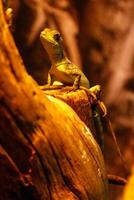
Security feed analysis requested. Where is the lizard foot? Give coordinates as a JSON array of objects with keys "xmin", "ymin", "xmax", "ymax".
[{"xmin": 89, "ymin": 85, "xmax": 107, "ymax": 116}]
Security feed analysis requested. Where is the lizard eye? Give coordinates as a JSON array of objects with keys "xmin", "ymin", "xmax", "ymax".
[{"xmin": 54, "ymin": 34, "xmax": 61, "ymax": 42}]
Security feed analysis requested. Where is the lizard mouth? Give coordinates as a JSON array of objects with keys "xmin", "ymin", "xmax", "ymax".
[{"xmin": 40, "ymin": 32, "xmax": 56, "ymax": 45}]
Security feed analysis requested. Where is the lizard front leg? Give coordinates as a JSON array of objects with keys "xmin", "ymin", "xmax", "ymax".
[
  {"xmin": 72, "ymin": 74, "xmax": 81, "ymax": 91},
  {"xmin": 58, "ymin": 74, "xmax": 81, "ymax": 93}
]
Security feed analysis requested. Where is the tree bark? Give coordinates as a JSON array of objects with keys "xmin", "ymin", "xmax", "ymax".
[{"xmin": 0, "ymin": 1, "xmax": 108, "ymax": 200}]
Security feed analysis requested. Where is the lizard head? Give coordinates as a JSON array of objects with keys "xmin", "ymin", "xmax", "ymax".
[
  {"xmin": 40, "ymin": 28, "xmax": 64, "ymax": 62},
  {"xmin": 40, "ymin": 28, "xmax": 63, "ymax": 47}
]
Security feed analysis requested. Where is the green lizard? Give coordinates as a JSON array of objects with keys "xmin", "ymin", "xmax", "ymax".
[
  {"xmin": 40, "ymin": 28, "xmax": 107, "ymax": 117},
  {"xmin": 40, "ymin": 28, "xmax": 104, "ymax": 111},
  {"xmin": 40, "ymin": 28, "xmax": 90, "ymax": 89},
  {"xmin": 40, "ymin": 28, "xmax": 127, "ymax": 185}
]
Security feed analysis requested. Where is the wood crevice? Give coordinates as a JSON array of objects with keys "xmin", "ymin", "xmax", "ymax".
[{"xmin": 47, "ymin": 139, "xmax": 82, "ymax": 200}]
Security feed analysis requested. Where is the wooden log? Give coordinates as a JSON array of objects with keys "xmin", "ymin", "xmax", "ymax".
[
  {"xmin": 41, "ymin": 88, "xmax": 93, "ymax": 130},
  {"xmin": 0, "ymin": 1, "xmax": 108, "ymax": 199}
]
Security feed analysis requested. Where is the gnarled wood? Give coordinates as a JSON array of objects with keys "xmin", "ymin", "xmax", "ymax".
[
  {"xmin": 42, "ymin": 88, "xmax": 93, "ymax": 130},
  {"xmin": 0, "ymin": 1, "xmax": 108, "ymax": 199}
]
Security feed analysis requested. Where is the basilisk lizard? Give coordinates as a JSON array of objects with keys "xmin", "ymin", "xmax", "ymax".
[{"xmin": 40, "ymin": 28, "xmax": 127, "ymax": 185}]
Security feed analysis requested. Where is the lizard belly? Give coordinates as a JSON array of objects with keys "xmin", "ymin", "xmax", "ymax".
[
  {"xmin": 50, "ymin": 63, "xmax": 90, "ymax": 88},
  {"xmin": 50, "ymin": 68, "xmax": 74, "ymax": 85}
]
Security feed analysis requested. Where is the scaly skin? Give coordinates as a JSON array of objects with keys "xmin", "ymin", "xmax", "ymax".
[{"xmin": 40, "ymin": 28, "xmax": 90, "ymax": 89}]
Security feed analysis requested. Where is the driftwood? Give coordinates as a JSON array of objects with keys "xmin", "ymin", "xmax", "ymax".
[{"xmin": 0, "ymin": 1, "xmax": 108, "ymax": 199}]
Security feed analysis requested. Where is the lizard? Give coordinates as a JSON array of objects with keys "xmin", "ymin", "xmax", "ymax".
[
  {"xmin": 40, "ymin": 28, "xmax": 90, "ymax": 90},
  {"xmin": 40, "ymin": 28, "xmax": 128, "ymax": 185},
  {"xmin": 39, "ymin": 28, "xmax": 107, "ymax": 117},
  {"xmin": 40, "ymin": 28, "xmax": 105, "ymax": 112}
]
